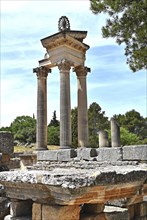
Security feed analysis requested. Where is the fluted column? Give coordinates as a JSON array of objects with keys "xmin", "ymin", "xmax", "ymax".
[
  {"xmin": 74, "ymin": 66, "xmax": 90, "ymax": 147},
  {"xmin": 33, "ymin": 66, "xmax": 51, "ymax": 150},
  {"xmin": 58, "ymin": 60, "xmax": 72, "ymax": 148}
]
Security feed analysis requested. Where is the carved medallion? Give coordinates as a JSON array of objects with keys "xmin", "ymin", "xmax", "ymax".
[{"xmin": 58, "ymin": 16, "xmax": 70, "ymax": 32}]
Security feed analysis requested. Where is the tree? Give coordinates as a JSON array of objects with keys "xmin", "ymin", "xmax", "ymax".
[
  {"xmin": 71, "ymin": 107, "xmax": 78, "ymax": 147},
  {"xmin": 88, "ymin": 102, "xmax": 109, "ymax": 147},
  {"xmin": 48, "ymin": 111, "xmax": 59, "ymax": 127},
  {"xmin": 120, "ymin": 127, "xmax": 141, "ymax": 146},
  {"xmin": 114, "ymin": 110, "xmax": 147, "ymax": 142},
  {"xmin": 47, "ymin": 126, "xmax": 60, "ymax": 145},
  {"xmin": 90, "ymin": 0, "xmax": 147, "ymax": 72},
  {"xmin": 10, "ymin": 115, "xmax": 36, "ymax": 144},
  {"xmin": 0, "ymin": 126, "xmax": 11, "ymax": 132}
]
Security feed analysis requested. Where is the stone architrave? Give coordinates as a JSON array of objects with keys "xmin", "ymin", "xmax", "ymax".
[
  {"xmin": 58, "ymin": 59, "xmax": 72, "ymax": 148},
  {"xmin": 74, "ymin": 66, "xmax": 90, "ymax": 147},
  {"xmin": 99, "ymin": 130, "xmax": 109, "ymax": 148},
  {"xmin": 111, "ymin": 117, "xmax": 121, "ymax": 147},
  {"xmin": 33, "ymin": 67, "xmax": 51, "ymax": 150}
]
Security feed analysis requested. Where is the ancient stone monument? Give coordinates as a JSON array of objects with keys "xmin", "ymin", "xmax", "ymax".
[
  {"xmin": 0, "ymin": 17, "xmax": 147, "ymax": 220},
  {"xmin": 33, "ymin": 16, "xmax": 90, "ymax": 150}
]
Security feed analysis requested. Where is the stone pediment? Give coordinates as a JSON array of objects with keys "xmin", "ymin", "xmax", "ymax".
[
  {"xmin": 41, "ymin": 30, "xmax": 88, "ymax": 45},
  {"xmin": 39, "ymin": 31, "xmax": 90, "ymax": 68}
]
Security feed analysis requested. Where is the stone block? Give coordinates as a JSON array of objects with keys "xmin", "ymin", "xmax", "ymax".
[
  {"xmin": 10, "ymin": 199, "xmax": 32, "ymax": 217},
  {"xmin": 32, "ymin": 203, "xmax": 41, "ymax": 220},
  {"xmin": 96, "ymin": 147, "xmax": 122, "ymax": 162},
  {"xmin": 37, "ymin": 149, "xmax": 77, "ymax": 161},
  {"xmin": 57, "ymin": 149, "xmax": 77, "ymax": 162},
  {"xmin": 77, "ymin": 148, "xmax": 97, "ymax": 160},
  {"xmin": 42, "ymin": 204, "xmax": 80, "ymax": 220},
  {"xmin": 0, "ymin": 131, "xmax": 14, "ymax": 154},
  {"xmin": 123, "ymin": 145, "xmax": 147, "ymax": 161},
  {"xmin": 37, "ymin": 150, "xmax": 58, "ymax": 161}
]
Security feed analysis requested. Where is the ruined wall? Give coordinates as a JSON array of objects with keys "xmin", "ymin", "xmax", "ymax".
[{"xmin": 0, "ymin": 131, "xmax": 14, "ymax": 154}]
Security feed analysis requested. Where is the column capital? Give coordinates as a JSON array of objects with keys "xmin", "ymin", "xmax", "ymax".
[
  {"xmin": 33, "ymin": 66, "xmax": 51, "ymax": 78},
  {"xmin": 73, "ymin": 66, "xmax": 91, "ymax": 77},
  {"xmin": 57, "ymin": 59, "xmax": 72, "ymax": 72}
]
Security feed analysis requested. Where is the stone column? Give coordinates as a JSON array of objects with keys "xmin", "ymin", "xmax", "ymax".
[
  {"xmin": 110, "ymin": 117, "xmax": 121, "ymax": 147},
  {"xmin": 33, "ymin": 67, "xmax": 51, "ymax": 150},
  {"xmin": 74, "ymin": 66, "xmax": 90, "ymax": 147},
  {"xmin": 99, "ymin": 130, "xmax": 109, "ymax": 148},
  {"xmin": 58, "ymin": 60, "xmax": 72, "ymax": 148}
]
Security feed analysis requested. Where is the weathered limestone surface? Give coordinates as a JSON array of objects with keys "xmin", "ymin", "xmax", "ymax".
[
  {"xmin": 0, "ymin": 162, "xmax": 146, "ymax": 206},
  {"xmin": 37, "ymin": 149, "xmax": 77, "ymax": 161},
  {"xmin": 123, "ymin": 145, "xmax": 147, "ymax": 161},
  {"xmin": 77, "ymin": 148, "xmax": 97, "ymax": 160},
  {"xmin": 0, "ymin": 131, "xmax": 14, "ymax": 154},
  {"xmin": 96, "ymin": 147, "xmax": 122, "ymax": 162}
]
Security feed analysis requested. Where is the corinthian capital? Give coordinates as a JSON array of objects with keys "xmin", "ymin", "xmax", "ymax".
[
  {"xmin": 33, "ymin": 66, "xmax": 51, "ymax": 78},
  {"xmin": 73, "ymin": 66, "xmax": 91, "ymax": 77},
  {"xmin": 57, "ymin": 59, "xmax": 72, "ymax": 72}
]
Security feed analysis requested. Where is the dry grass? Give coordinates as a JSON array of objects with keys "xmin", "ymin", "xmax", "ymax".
[{"xmin": 14, "ymin": 145, "xmax": 59, "ymax": 153}]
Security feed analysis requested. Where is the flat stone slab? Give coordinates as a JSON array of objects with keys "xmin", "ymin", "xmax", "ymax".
[
  {"xmin": 0, "ymin": 162, "xmax": 146, "ymax": 206},
  {"xmin": 0, "ymin": 163, "xmax": 146, "ymax": 188}
]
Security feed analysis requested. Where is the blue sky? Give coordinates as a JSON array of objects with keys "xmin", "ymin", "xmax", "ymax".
[{"xmin": 1, "ymin": 0, "xmax": 146, "ymax": 127}]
